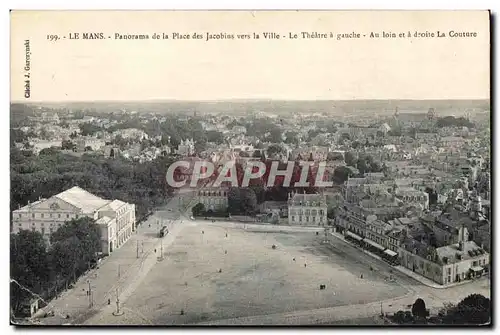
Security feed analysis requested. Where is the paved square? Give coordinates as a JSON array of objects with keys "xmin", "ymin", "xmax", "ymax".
[{"xmin": 93, "ymin": 221, "xmax": 408, "ymax": 324}]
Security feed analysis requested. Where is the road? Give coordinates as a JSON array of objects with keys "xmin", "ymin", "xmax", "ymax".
[{"xmin": 35, "ymin": 190, "xmax": 197, "ymax": 325}]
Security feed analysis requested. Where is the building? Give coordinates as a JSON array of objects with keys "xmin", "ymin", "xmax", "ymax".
[
  {"xmin": 288, "ymin": 193, "xmax": 327, "ymax": 226},
  {"xmin": 177, "ymin": 138, "xmax": 195, "ymax": 156},
  {"xmin": 399, "ymin": 226, "xmax": 489, "ymax": 285},
  {"xmin": 11, "ymin": 186, "xmax": 136, "ymax": 255},
  {"xmin": 30, "ymin": 140, "xmax": 63, "ymax": 155},
  {"xmin": 75, "ymin": 137, "xmax": 106, "ymax": 152},
  {"xmin": 38, "ymin": 112, "xmax": 60, "ymax": 124},
  {"xmin": 197, "ymin": 188, "xmax": 228, "ymax": 211},
  {"xmin": 394, "ymin": 187, "xmax": 430, "ymax": 210}
]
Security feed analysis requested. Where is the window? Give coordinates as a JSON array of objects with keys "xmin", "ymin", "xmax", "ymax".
[
  {"xmin": 40, "ymin": 222, "xmax": 44, "ymax": 227},
  {"xmin": 447, "ymin": 268, "xmax": 451, "ymax": 275},
  {"xmin": 41, "ymin": 214, "xmax": 44, "ymax": 218},
  {"xmin": 32, "ymin": 213, "xmax": 35, "ymax": 218},
  {"xmin": 41, "ymin": 228, "xmax": 45, "ymax": 235},
  {"xmin": 312, "ymin": 216, "xmax": 316, "ymax": 222},
  {"xmin": 31, "ymin": 227, "xmax": 35, "ymax": 232},
  {"xmin": 292, "ymin": 216, "xmax": 295, "ymax": 222},
  {"xmin": 58, "ymin": 214, "xmax": 61, "ymax": 218},
  {"xmin": 66, "ymin": 214, "xmax": 70, "ymax": 218}
]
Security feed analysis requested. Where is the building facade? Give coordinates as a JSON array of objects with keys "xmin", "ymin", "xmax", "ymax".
[
  {"xmin": 12, "ymin": 186, "xmax": 136, "ymax": 255},
  {"xmin": 399, "ymin": 227, "xmax": 489, "ymax": 285},
  {"xmin": 288, "ymin": 193, "xmax": 327, "ymax": 226},
  {"xmin": 197, "ymin": 188, "xmax": 228, "ymax": 211}
]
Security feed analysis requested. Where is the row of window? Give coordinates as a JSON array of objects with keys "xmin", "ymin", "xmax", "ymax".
[
  {"xmin": 399, "ymin": 195, "xmax": 427, "ymax": 202},
  {"xmin": 290, "ymin": 201, "xmax": 324, "ymax": 207},
  {"xmin": 199, "ymin": 191, "xmax": 227, "ymax": 197},
  {"xmin": 16, "ymin": 212, "xmax": 77, "ymax": 219},
  {"xmin": 201, "ymin": 198, "xmax": 227, "ymax": 205},
  {"xmin": 291, "ymin": 216, "xmax": 324, "ymax": 223},
  {"xmin": 290, "ymin": 209, "xmax": 325, "ymax": 216}
]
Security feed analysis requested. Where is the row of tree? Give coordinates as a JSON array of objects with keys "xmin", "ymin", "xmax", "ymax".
[
  {"xmin": 392, "ymin": 294, "xmax": 490, "ymax": 325},
  {"xmin": 10, "ymin": 218, "xmax": 101, "ymax": 314}
]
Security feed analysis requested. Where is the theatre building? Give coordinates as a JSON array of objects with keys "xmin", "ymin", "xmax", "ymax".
[{"xmin": 12, "ymin": 186, "xmax": 136, "ymax": 255}]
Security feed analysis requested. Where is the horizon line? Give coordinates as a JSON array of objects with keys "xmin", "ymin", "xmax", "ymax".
[{"xmin": 11, "ymin": 98, "xmax": 490, "ymax": 105}]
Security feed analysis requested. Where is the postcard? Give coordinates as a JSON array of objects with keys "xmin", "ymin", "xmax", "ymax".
[{"xmin": 10, "ymin": 10, "xmax": 491, "ymax": 326}]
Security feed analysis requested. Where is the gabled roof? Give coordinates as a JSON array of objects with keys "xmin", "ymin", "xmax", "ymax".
[
  {"xmin": 55, "ymin": 186, "xmax": 110, "ymax": 213},
  {"xmin": 99, "ymin": 199, "xmax": 127, "ymax": 212}
]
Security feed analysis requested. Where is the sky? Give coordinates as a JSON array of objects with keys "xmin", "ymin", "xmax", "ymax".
[{"xmin": 10, "ymin": 10, "xmax": 490, "ymax": 102}]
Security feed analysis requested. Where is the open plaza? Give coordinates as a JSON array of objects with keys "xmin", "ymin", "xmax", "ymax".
[{"xmin": 79, "ymin": 216, "xmax": 488, "ymax": 325}]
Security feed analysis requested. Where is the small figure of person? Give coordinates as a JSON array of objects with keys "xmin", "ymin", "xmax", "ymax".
[
  {"xmin": 360, "ymin": 274, "xmax": 364, "ymax": 279},
  {"xmin": 108, "ymin": 299, "xmax": 111, "ymax": 305}
]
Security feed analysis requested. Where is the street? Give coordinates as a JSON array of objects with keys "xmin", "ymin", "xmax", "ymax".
[{"xmin": 35, "ymin": 191, "xmax": 196, "ymax": 325}]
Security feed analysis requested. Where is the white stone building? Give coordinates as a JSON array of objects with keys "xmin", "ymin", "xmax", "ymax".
[
  {"xmin": 11, "ymin": 186, "xmax": 136, "ymax": 255},
  {"xmin": 288, "ymin": 193, "xmax": 327, "ymax": 226},
  {"xmin": 197, "ymin": 188, "xmax": 228, "ymax": 211}
]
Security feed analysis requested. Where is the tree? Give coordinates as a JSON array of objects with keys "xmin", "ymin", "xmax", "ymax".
[
  {"xmin": 267, "ymin": 144, "xmax": 285, "ymax": 157},
  {"xmin": 412, "ymin": 298, "xmax": 428, "ymax": 319},
  {"xmin": 227, "ymin": 187, "xmax": 242, "ymax": 214},
  {"xmin": 206, "ymin": 130, "xmax": 224, "ymax": 144},
  {"xmin": 192, "ymin": 203, "xmax": 206, "ymax": 216},
  {"xmin": 266, "ymin": 128, "xmax": 283, "ymax": 144},
  {"xmin": 284, "ymin": 131, "xmax": 300, "ymax": 145},
  {"xmin": 39, "ymin": 147, "xmax": 60, "ymax": 156},
  {"xmin": 79, "ymin": 123, "xmax": 102, "ymax": 136},
  {"xmin": 344, "ymin": 151, "xmax": 357, "ymax": 167},
  {"xmin": 62, "ymin": 140, "xmax": 75, "ymax": 151},
  {"xmin": 10, "ymin": 231, "xmax": 50, "ymax": 313},
  {"xmin": 50, "ymin": 217, "xmax": 101, "ymax": 281},
  {"xmin": 240, "ymin": 188, "xmax": 258, "ymax": 215},
  {"xmin": 308, "ymin": 129, "xmax": 321, "ymax": 140},
  {"xmin": 252, "ymin": 150, "xmax": 262, "ymax": 158},
  {"xmin": 333, "ymin": 166, "xmax": 353, "ymax": 184},
  {"xmin": 446, "ymin": 294, "xmax": 491, "ymax": 325}
]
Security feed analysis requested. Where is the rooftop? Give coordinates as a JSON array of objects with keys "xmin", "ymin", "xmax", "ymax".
[{"xmin": 55, "ymin": 186, "xmax": 110, "ymax": 213}]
